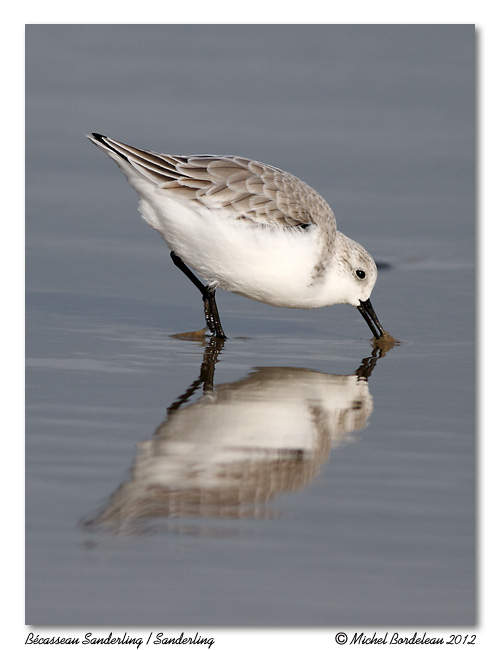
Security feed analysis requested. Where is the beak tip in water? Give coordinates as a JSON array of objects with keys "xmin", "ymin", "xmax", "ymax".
[{"xmin": 357, "ymin": 298, "xmax": 385, "ymax": 340}]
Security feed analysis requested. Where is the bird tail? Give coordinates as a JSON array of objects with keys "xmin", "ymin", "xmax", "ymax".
[{"xmin": 86, "ymin": 133, "xmax": 181, "ymax": 186}]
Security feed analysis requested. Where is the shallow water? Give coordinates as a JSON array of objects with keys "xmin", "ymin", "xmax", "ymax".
[{"xmin": 26, "ymin": 25, "xmax": 475, "ymax": 626}]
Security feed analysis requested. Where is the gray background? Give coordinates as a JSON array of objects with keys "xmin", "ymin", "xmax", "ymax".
[{"xmin": 26, "ymin": 25, "xmax": 475, "ymax": 626}]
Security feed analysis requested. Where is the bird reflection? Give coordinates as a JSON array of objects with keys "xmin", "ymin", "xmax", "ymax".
[{"xmin": 83, "ymin": 340, "xmax": 389, "ymax": 534}]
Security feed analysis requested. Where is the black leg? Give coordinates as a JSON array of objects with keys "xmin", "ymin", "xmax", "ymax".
[{"xmin": 170, "ymin": 251, "xmax": 227, "ymax": 340}]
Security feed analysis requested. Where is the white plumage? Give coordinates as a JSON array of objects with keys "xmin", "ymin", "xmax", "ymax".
[{"xmin": 87, "ymin": 133, "xmax": 387, "ymax": 339}]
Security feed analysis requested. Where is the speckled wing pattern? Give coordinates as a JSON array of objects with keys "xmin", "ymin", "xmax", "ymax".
[{"xmin": 92, "ymin": 135, "xmax": 337, "ymax": 233}]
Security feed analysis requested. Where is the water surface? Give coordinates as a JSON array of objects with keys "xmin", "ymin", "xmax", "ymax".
[{"xmin": 26, "ymin": 24, "xmax": 475, "ymax": 626}]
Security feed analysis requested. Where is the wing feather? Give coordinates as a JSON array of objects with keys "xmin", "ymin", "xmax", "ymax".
[{"xmin": 86, "ymin": 133, "xmax": 336, "ymax": 233}]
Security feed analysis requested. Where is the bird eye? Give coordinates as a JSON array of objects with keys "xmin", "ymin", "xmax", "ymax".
[{"xmin": 356, "ymin": 270, "xmax": 366, "ymax": 279}]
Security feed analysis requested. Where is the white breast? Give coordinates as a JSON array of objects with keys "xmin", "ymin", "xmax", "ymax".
[{"xmin": 141, "ymin": 190, "xmax": 333, "ymax": 308}]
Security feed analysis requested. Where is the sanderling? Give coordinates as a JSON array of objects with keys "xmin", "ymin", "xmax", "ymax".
[{"xmin": 87, "ymin": 133, "xmax": 387, "ymax": 341}]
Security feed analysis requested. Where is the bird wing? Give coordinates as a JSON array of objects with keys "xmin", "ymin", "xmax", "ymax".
[{"xmin": 87, "ymin": 134, "xmax": 336, "ymax": 231}]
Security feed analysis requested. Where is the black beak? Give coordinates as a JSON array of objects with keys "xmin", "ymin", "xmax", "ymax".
[{"xmin": 357, "ymin": 298, "xmax": 385, "ymax": 340}]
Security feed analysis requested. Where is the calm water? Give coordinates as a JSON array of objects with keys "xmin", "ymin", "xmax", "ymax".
[{"xmin": 26, "ymin": 25, "xmax": 475, "ymax": 627}]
